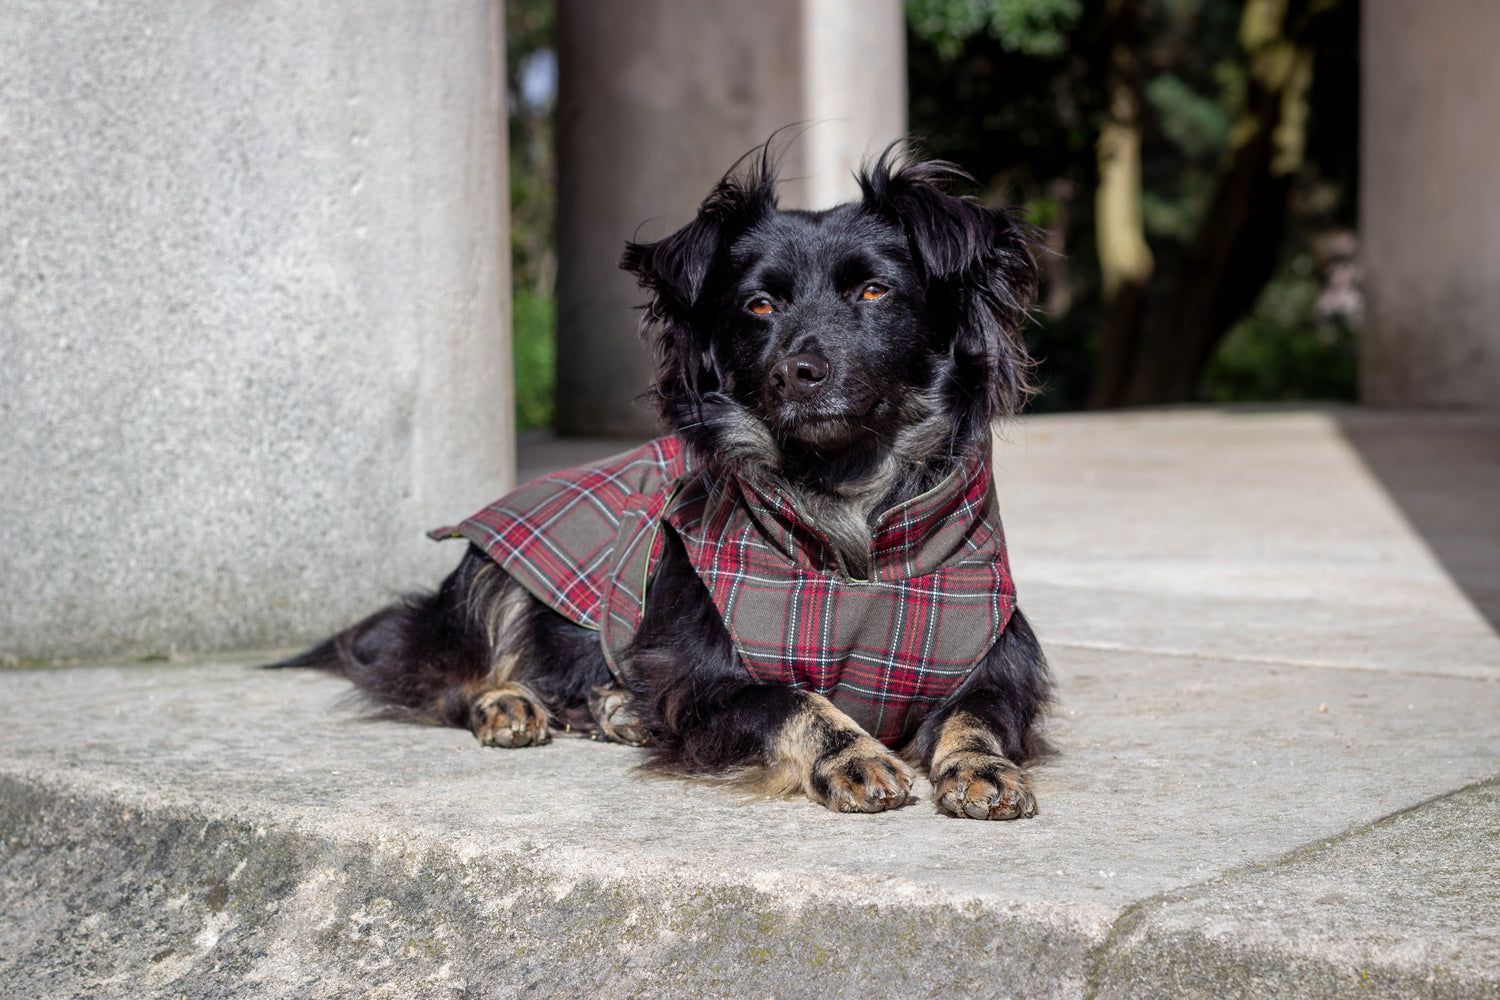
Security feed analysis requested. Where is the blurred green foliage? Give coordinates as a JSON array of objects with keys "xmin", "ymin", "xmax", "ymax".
[
  {"xmin": 906, "ymin": 0, "xmax": 1359, "ymax": 409},
  {"xmin": 1203, "ymin": 258, "xmax": 1358, "ymax": 403},
  {"xmin": 513, "ymin": 287, "xmax": 556, "ymax": 430},
  {"xmin": 907, "ymin": 0, "xmax": 1084, "ymax": 58},
  {"xmin": 507, "ymin": 0, "xmax": 555, "ymax": 295},
  {"xmin": 507, "ymin": 0, "xmax": 557, "ymax": 429}
]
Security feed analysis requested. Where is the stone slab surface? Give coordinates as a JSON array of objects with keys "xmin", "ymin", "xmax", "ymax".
[
  {"xmin": 2, "ymin": 408, "xmax": 1498, "ymax": 997},
  {"xmin": 2, "ymin": 645, "xmax": 1497, "ymax": 999},
  {"xmin": 1093, "ymin": 779, "xmax": 1500, "ymax": 1000},
  {"xmin": 992, "ymin": 408, "xmax": 1500, "ymax": 679}
]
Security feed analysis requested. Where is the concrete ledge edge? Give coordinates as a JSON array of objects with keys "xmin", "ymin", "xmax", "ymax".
[{"xmin": 1, "ymin": 772, "xmax": 1100, "ymax": 999}]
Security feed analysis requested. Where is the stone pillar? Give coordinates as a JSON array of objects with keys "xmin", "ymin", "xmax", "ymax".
[
  {"xmin": 0, "ymin": 3, "xmax": 512, "ymax": 662},
  {"xmin": 554, "ymin": 0, "xmax": 907, "ymax": 437},
  {"xmin": 1362, "ymin": 0, "xmax": 1500, "ymax": 408}
]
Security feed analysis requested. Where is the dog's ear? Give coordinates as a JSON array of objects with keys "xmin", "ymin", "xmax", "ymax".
[
  {"xmin": 859, "ymin": 143, "xmax": 1040, "ymax": 418},
  {"xmin": 621, "ymin": 152, "xmax": 778, "ymax": 409}
]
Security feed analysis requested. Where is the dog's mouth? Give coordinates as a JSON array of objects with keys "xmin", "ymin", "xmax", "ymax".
[
  {"xmin": 784, "ymin": 412, "xmax": 859, "ymax": 447},
  {"xmin": 766, "ymin": 395, "xmax": 884, "ymax": 449}
]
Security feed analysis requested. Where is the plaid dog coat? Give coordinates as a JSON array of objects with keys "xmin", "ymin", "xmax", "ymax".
[{"xmin": 430, "ymin": 436, "xmax": 1016, "ymax": 745}]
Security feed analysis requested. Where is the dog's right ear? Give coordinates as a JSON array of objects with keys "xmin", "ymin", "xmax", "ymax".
[{"xmin": 621, "ymin": 150, "xmax": 778, "ymax": 402}]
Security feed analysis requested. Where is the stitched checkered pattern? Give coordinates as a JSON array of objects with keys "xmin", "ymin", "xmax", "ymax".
[
  {"xmin": 428, "ymin": 437, "xmax": 689, "ymax": 627},
  {"xmin": 431, "ymin": 435, "xmax": 1015, "ymax": 746}
]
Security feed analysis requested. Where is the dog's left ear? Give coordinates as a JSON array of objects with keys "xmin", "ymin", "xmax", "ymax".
[{"xmin": 859, "ymin": 145, "xmax": 1040, "ymax": 417}]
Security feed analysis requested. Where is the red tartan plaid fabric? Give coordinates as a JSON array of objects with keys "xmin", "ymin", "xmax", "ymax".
[
  {"xmin": 430, "ymin": 437, "xmax": 691, "ymax": 628},
  {"xmin": 430, "ymin": 435, "xmax": 1015, "ymax": 746}
]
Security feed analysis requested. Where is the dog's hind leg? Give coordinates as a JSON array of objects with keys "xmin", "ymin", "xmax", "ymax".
[
  {"xmin": 627, "ymin": 531, "xmax": 912, "ymax": 812},
  {"xmin": 907, "ymin": 607, "xmax": 1053, "ymax": 820},
  {"xmin": 271, "ymin": 546, "xmax": 612, "ymax": 748}
]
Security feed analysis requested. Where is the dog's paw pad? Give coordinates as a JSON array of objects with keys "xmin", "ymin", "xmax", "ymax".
[
  {"xmin": 586, "ymin": 685, "xmax": 654, "ymax": 746},
  {"xmin": 814, "ymin": 740, "xmax": 913, "ymax": 813},
  {"xmin": 470, "ymin": 688, "xmax": 550, "ymax": 748},
  {"xmin": 932, "ymin": 752, "xmax": 1036, "ymax": 820}
]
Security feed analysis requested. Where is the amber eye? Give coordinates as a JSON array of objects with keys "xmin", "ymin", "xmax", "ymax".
[
  {"xmin": 747, "ymin": 296, "xmax": 774, "ymax": 315},
  {"xmin": 860, "ymin": 283, "xmax": 889, "ymax": 301}
]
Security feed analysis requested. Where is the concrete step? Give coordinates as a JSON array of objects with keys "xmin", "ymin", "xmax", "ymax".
[{"xmin": 3, "ymin": 408, "xmax": 1498, "ymax": 999}]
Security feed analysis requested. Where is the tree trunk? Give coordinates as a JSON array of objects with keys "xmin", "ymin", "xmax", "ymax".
[
  {"xmin": 1090, "ymin": 0, "xmax": 1154, "ymax": 409},
  {"xmin": 1119, "ymin": 0, "xmax": 1329, "ymax": 406}
]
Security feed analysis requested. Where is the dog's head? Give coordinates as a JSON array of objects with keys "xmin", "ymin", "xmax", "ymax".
[{"xmin": 621, "ymin": 142, "xmax": 1039, "ymax": 488}]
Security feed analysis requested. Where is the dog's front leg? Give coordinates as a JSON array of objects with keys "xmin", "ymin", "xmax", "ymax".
[
  {"xmin": 648, "ymin": 680, "xmax": 914, "ymax": 813},
  {"xmin": 759, "ymin": 688, "xmax": 914, "ymax": 812},
  {"xmin": 909, "ymin": 608, "xmax": 1051, "ymax": 820},
  {"xmin": 629, "ymin": 531, "xmax": 912, "ymax": 813},
  {"xmin": 920, "ymin": 709, "xmax": 1036, "ymax": 820}
]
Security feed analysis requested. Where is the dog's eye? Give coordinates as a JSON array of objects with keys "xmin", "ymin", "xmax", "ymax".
[
  {"xmin": 747, "ymin": 296, "xmax": 774, "ymax": 316},
  {"xmin": 860, "ymin": 283, "xmax": 889, "ymax": 301}
]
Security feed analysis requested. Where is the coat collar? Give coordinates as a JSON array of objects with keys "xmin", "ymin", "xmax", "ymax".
[{"xmin": 693, "ymin": 451, "xmax": 999, "ymax": 582}]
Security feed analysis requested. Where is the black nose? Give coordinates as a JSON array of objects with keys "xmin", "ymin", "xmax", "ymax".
[{"xmin": 770, "ymin": 352, "xmax": 830, "ymax": 401}]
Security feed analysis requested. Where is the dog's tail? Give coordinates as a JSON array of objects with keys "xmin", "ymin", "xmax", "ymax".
[
  {"xmin": 264, "ymin": 547, "xmax": 513, "ymax": 726},
  {"xmin": 263, "ymin": 607, "xmax": 395, "ymax": 679},
  {"xmin": 265, "ymin": 636, "xmax": 347, "ymax": 673}
]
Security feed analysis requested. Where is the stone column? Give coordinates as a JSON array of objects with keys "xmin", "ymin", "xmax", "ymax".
[
  {"xmin": 553, "ymin": 0, "xmax": 907, "ymax": 437},
  {"xmin": 1362, "ymin": 0, "xmax": 1500, "ymax": 408},
  {"xmin": 0, "ymin": 2, "xmax": 512, "ymax": 662}
]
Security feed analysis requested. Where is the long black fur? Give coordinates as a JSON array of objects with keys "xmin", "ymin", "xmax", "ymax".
[{"xmin": 273, "ymin": 139, "xmax": 1052, "ymax": 814}]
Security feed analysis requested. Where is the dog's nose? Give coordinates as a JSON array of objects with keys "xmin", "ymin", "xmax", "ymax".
[{"xmin": 770, "ymin": 352, "xmax": 830, "ymax": 401}]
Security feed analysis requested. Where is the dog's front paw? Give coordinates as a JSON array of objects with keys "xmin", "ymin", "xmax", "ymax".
[
  {"xmin": 811, "ymin": 736, "xmax": 914, "ymax": 813},
  {"xmin": 931, "ymin": 752, "xmax": 1036, "ymax": 820},
  {"xmin": 470, "ymin": 686, "xmax": 550, "ymax": 747}
]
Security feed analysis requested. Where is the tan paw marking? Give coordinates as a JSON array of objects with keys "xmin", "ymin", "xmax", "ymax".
[
  {"xmin": 932, "ymin": 752, "xmax": 1036, "ymax": 820},
  {"xmin": 754, "ymin": 693, "xmax": 913, "ymax": 813},
  {"xmin": 470, "ymin": 686, "xmax": 550, "ymax": 747},
  {"xmin": 814, "ymin": 736, "xmax": 914, "ymax": 813},
  {"xmin": 586, "ymin": 685, "xmax": 654, "ymax": 746}
]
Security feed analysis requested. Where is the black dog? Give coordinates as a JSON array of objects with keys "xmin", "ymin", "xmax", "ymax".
[{"xmin": 276, "ymin": 143, "xmax": 1051, "ymax": 819}]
